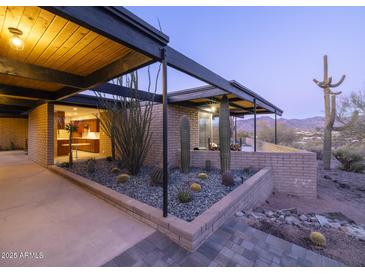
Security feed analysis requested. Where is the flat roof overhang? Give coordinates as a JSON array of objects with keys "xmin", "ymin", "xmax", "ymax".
[
  {"xmin": 0, "ymin": 6, "xmax": 168, "ymax": 114},
  {"xmin": 168, "ymin": 82, "xmax": 283, "ymax": 117}
]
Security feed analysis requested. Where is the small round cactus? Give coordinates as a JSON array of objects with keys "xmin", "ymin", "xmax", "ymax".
[
  {"xmin": 111, "ymin": 167, "xmax": 121, "ymax": 174},
  {"xmin": 117, "ymin": 173, "xmax": 130, "ymax": 183},
  {"xmin": 190, "ymin": 182, "xmax": 201, "ymax": 192},
  {"xmin": 177, "ymin": 190, "xmax": 192, "ymax": 203},
  {"xmin": 197, "ymin": 172, "xmax": 208, "ymax": 179},
  {"xmin": 86, "ymin": 159, "xmax": 96, "ymax": 173},
  {"xmin": 309, "ymin": 231, "xmax": 326, "ymax": 247}
]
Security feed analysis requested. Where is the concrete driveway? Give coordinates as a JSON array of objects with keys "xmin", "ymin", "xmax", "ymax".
[{"xmin": 0, "ymin": 151, "xmax": 155, "ymax": 266}]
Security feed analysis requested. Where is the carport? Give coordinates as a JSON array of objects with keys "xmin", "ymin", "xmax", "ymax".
[{"xmin": 0, "ymin": 6, "xmax": 282, "ymax": 219}]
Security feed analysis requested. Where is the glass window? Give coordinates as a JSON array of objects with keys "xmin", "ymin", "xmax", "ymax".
[{"xmin": 198, "ymin": 112, "xmax": 212, "ymax": 149}]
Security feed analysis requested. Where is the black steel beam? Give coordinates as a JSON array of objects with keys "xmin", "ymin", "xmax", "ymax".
[
  {"xmin": 0, "ymin": 84, "xmax": 56, "ymax": 100},
  {"xmin": 43, "ymin": 6, "xmax": 168, "ymax": 59},
  {"xmin": 90, "ymin": 83, "xmax": 162, "ymax": 102},
  {"xmin": 0, "ymin": 56, "xmax": 86, "ymax": 88},
  {"xmin": 275, "ymin": 112, "xmax": 278, "ymax": 144},
  {"xmin": 162, "ymin": 49, "xmax": 168, "ymax": 218},
  {"xmin": 55, "ymin": 55, "xmax": 157, "ymax": 100}
]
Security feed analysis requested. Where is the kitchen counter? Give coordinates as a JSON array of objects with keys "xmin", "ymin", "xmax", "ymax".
[{"xmin": 57, "ymin": 138, "xmax": 100, "ymax": 156}]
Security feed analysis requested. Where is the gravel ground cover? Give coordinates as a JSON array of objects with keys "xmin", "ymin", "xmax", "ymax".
[
  {"xmin": 245, "ymin": 160, "xmax": 365, "ymax": 266},
  {"xmin": 61, "ymin": 159, "xmax": 256, "ymax": 221}
]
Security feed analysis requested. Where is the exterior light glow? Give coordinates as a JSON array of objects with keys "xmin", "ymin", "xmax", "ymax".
[
  {"xmin": 73, "ymin": 107, "xmax": 78, "ymax": 111},
  {"xmin": 211, "ymin": 106, "xmax": 216, "ymax": 112},
  {"xmin": 8, "ymin": 27, "xmax": 24, "ymax": 51}
]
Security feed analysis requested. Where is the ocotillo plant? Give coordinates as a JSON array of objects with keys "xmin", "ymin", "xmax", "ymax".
[
  {"xmin": 219, "ymin": 95, "xmax": 231, "ymax": 173},
  {"xmin": 180, "ymin": 115, "xmax": 191, "ymax": 173},
  {"xmin": 313, "ymin": 55, "xmax": 357, "ymax": 170}
]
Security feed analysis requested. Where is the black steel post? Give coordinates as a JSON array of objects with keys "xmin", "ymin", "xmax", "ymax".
[
  {"xmin": 274, "ymin": 111, "xmax": 278, "ymax": 145},
  {"xmin": 162, "ymin": 48, "xmax": 168, "ymax": 217},
  {"xmin": 234, "ymin": 116, "xmax": 237, "ymax": 143},
  {"xmin": 254, "ymin": 99, "xmax": 257, "ymax": 152}
]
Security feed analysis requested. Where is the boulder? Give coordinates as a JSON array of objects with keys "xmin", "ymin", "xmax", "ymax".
[{"xmin": 235, "ymin": 211, "xmax": 244, "ymax": 217}]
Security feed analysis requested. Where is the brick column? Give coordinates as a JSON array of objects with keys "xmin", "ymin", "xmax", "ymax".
[{"xmin": 28, "ymin": 103, "xmax": 54, "ymax": 167}]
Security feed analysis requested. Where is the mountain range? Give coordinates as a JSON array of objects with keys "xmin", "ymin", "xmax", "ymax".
[{"xmin": 236, "ymin": 116, "xmax": 324, "ymax": 131}]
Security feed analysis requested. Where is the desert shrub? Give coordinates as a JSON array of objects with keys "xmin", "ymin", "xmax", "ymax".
[
  {"xmin": 177, "ymin": 189, "xmax": 192, "ymax": 203},
  {"xmin": 150, "ymin": 167, "xmax": 163, "ymax": 186},
  {"xmin": 333, "ymin": 147, "xmax": 365, "ymax": 173},
  {"xmin": 305, "ymin": 144, "xmax": 323, "ymax": 160},
  {"xmin": 258, "ymin": 123, "xmax": 298, "ymax": 146}
]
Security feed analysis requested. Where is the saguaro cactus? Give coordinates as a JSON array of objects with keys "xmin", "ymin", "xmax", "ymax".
[
  {"xmin": 180, "ymin": 115, "xmax": 191, "ymax": 173},
  {"xmin": 313, "ymin": 55, "xmax": 357, "ymax": 170},
  {"xmin": 219, "ymin": 95, "xmax": 231, "ymax": 173}
]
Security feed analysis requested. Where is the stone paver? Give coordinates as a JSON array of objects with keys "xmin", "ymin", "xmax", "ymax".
[{"xmin": 104, "ymin": 217, "xmax": 345, "ymax": 267}]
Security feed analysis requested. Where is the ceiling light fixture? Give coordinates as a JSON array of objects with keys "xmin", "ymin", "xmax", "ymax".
[{"xmin": 8, "ymin": 27, "xmax": 24, "ymax": 51}]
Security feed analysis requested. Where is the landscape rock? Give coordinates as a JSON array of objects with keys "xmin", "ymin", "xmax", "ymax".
[
  {"xmin": 235, "ymin": 211, "xmax": 244, "ymax": 217},
  {"xmin": 316, "ymin": 214, "xmax": 330, "ymax": 227},
  {"xmin": 299, "ymin": 214, "xmax": 308, "ymax": 221}
]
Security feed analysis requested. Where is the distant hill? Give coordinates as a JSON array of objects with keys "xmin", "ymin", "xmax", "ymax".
[{"xmin": 236, "ymin": 116, "xmax": 324, "ymax": 131}]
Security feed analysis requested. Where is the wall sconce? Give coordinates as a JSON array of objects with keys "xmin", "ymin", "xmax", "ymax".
[{"xmin": 8, "ymin": 27, "xmax": 24, "ymax": 51}]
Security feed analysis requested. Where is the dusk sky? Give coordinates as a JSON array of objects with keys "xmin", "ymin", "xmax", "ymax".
[{"xmin": 126, "ymin": 6, "xmax": 365, "ymax": 119}]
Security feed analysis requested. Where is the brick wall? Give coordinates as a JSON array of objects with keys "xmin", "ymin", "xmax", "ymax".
[
  {"xmin": 28, "ymin": 103, "xmax": 54, "ymax": 167},
  {"xmin": 145, "ymin": 104, "xmax": 199, "ymax": 167},
  {"xmin": 99, "ymin": 126, "xmax": 112, "ymax": 157},
  {"xmin": 191, "ymin": 150, "xmax": 317, "ymax": 198},
  {"xmin": 0, "ymin": 117, "xmax": 28, "ymax": 150}
]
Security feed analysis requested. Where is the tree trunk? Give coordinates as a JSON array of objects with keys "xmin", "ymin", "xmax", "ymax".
[
  {"xmin": 323, "ymin": 126, "xmax": 332, "ymax": 170},
  {"xmin": 69, "ymin": 132, "xmax": 73, "ymax": 167}
]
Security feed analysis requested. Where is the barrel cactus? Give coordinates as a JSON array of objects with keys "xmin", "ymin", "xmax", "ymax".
[
  {"xmin": 309, "ymin": 231, "xmax": 326, "ymax": 247},
  {"xmin": 180, "ymin": 115, "xmax": 191, "ymax": 173},
  {"xmin": 86, "ymin": 158, "xmax": 96, "ymax": 173},
  {"xmin": 219, "ymin": 95, "xmax": 231, "ymax": 173},
  {"xmin": 117, "ymin": 173, "xmax": 129, "ymax": 183}
]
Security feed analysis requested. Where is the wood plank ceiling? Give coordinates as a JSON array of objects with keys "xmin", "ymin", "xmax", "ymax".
[{"xmin": 0, "ymin": 6, "xmax": 151, "ymax": 94}]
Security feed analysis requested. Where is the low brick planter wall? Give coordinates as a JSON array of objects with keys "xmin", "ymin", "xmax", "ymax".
[
  {"xmin": 191, "ymin": 149, "xmax": 317, "ymax": 198},
  {"xmin": 49, "ymin": 165, "xmax": 273, "ymax": 251}
]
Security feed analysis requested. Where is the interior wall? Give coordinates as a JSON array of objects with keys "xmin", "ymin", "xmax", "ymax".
[{"xmin": 0, "ymin": 117, "xmax": 28, "ymax": 150}]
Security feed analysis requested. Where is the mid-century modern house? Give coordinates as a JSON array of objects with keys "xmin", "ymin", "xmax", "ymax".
[{"xmin": 0, "ymin": 6, "xmax": 317, "ymax": 251}]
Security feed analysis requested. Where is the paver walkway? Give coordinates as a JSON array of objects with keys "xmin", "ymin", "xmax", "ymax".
[
  {"xmin": 0, "ymin": 151, "xmax": 155, "ymax": 266},
  {"xmin": 104, "ymin": 217, "xmax": 344, "ymax": 267}
]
